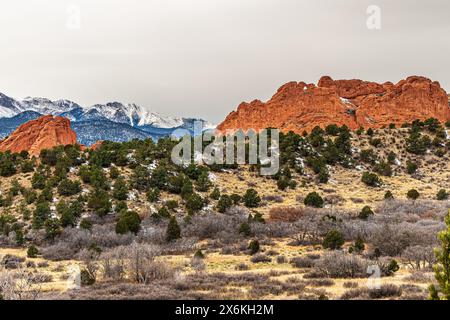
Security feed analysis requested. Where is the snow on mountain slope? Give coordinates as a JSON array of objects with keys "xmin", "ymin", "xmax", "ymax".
[
  {"xmin": 84, "ymin": 103, "xmax": 129, "ymax": 124},
  {"xmin": 20, "ymin": 97, "xmax": 82, "ymax": 115},
  {"xmin": 0, "ymin": 105, "xmax": 17, "ymax": 118},
  {"xmin": 0, "ymin": 91, "xmax": 215, "ymax": 131},
  {"xmin": 0, "ymin": 111, "xmax": 43, "ymax": 138},
  {"xmin": 137, "ymin": 109, "xmax": 184, "ymax": 128},
  {"xmin": 0, "ymin": 93, "xmax": 23, "ymax": 117},
  {"xmin": 71, "ymin": 119, "xmax": 158, "ymax": 145},
  {"xmin": 73, "ymin": 102, "xmax": 190, "ymax": 128}
]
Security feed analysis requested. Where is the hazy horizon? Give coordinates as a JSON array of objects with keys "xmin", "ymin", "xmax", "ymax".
[{"xmin": 1, "ymin": 0, "xmax": 449, "ymax": 123}]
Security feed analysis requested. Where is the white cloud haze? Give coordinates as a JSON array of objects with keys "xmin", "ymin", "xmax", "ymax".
[{"xmin": 0, "ymin": 0, "xmax": 449, "ymax": 122}]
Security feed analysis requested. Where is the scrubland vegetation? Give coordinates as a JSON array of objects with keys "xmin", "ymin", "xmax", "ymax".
[{"xmin": 0, "ymin": 118, "xmax": 449, "ymax": 300}]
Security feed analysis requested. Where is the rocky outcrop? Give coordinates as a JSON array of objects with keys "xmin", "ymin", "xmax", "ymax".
[
  {"xmin": 0, "ymin": 115, "xmax": 77, "ymax": 156},
  {"xmin": 217, "ymin": 76, "xmax": 450, "ymax": 133},
  {"xmin": 90, "ymin": 140, "xmax": 104, "ymax": 150}
]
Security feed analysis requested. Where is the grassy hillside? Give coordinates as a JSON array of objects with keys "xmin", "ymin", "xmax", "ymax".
[{"xmin": 0, "ymin": 119, "xmax": 449, "ymax": 300}]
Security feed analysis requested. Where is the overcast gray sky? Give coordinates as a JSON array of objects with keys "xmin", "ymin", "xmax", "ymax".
[{"xmin": 0, "ymin": 0, "xmax": 449, "ymax": 122}]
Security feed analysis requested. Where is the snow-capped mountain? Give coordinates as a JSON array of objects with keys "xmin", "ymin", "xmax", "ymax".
[
  {"xmin": 0, "ymin": 93, "xmax": 23, "ymax": 118},
  {"xmin": 20, "ymin": 97, "xmax": 82, "ymax": 116},
  {"xmin": 80, "ymin": 102, "xmax": 187, "ymax": 128},
  {"xmin": 0, "ymin": 91, "xmax": 215, "ymax": 145},
  {"xmin": 71, "ymin": 119, "xmax": 158, "ymax": 146},
  {"xmin": 0, "ymin": 91, "xmax": 213, "ymax": 129},
  {"xmin": 0, "ymin": 93, "xmax": 81, "ymax": 118}
]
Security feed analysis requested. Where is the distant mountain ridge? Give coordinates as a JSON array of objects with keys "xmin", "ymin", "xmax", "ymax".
[{"xmin": 0, "ymin": 91, "xmax": 214, "ymax": 145}]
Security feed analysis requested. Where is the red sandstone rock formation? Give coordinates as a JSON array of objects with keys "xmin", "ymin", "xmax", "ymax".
[
  {"xmin": 217, "ymin": 76, "xmax": 450, "ymax": 134},
  {"xmin": 0, "ymin": 115, "xmax": 77, "ymax": 156},
  {"xmin": 90, "ymin": 140, "xmax": 104, "ymax": 150}
]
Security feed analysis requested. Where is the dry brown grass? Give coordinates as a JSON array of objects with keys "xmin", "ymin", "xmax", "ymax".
[{"xmin": 269, "ymin": 206, "xmax": 306, "ymax": 222}]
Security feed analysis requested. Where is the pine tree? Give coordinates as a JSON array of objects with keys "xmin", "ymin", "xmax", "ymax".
[
  {"xmin": 358, "ymin": 206, "xmax": 374, "ymax": 220},
  {"xmin": 210, "ymin": 187, "xmax": 221, "ymax": 200},
  {"xmin": 406, "ymin": 161, "xmax": 418, "ymax": 174},
  {"xmin": 80, "ymin": 219, "xmax": 93, "ymax": 230},
  {"xmin": 318, "ymin": 167, "xmax": 330, "ymax": 183},
  {"xmin": 156, "ymin": 206, "xmax": 171, "ymax": 219},
  {"xmin": 32, "ymin": 202, "xmax": 51, "ymax": 229},
  {"xmin": 304, "ymin": 192, "xmax": 324, "ymax": 208},
  {"xmin": 195, "ymin": 171, "xmax": 212, "ymax": 192},
  {"xmin": 44, "ymin": 218, "xmax": 62, "ymax": 240},
  {"xmin": 112, "ymin": 177, "xmax": 128, "ymax": 201},
  {"xmin": 243, "ymin": 189, "xmax": 261, "ymax": 208},
  {"xmin": 361, "ymin": 172, "xmax": 382, "ymax": 187},
  {"xmin": 248, "ymin": 240, "xmax": 260, "ymax": 255},
  {"xmin": 230, "ymin": 194, "xmax": 242, "ymax": 205},
  {"xmin": 322, "ymin": 229, "xmax": 344, "ymax": 250},
  {"xmin": 146, "ymin": 187, "xmax": 160, "ymax": 202},
  {"xmin": 217, "ymin": 195, "xmax": 233, "ymax": 213},
  {"xmin": 166, "ymin": 216, "xmax": 181, "ymax": 242},
  {"xmin": 90, "ymin": 166, "xmax": 110, "ymax": 190},
  {"xmin": 429, "ymin": 209, "xmax": 450, "ymax": 300},
  {"xmin": 384, "ymin": 191, "xmax": 394, "ymax": 200},
  {"xmin": 238, "ymin": 222, "xmax": 251, "ymax": 237},
  {"xmin": 0, "ymin": 156, "xmax": 16, "ymax": 177},
  {"xmin": 57, "ymin": 178, "xmax": 81, "ymax": 196},
  {"xmin": 407, "ymin": 189, "xmax": 420, "ymax": 201},
  {"xmin": 31, "ymin": 171, "xmax": 47, "ymax": 189},
  {"xmin": 109, "ymin": 166, "xmax": 120, "ymax": 179},
  {"xmin": 150, "ymin": 166, "xmax": 168, "ymax": 190},
  {"xmin": 353, "ymin": 235, "xmax": 365, "ymax": 254},
  {"xmin": 20, "ymin": 160, "xmax": 35, "ymax": 173},
  {"xmin": 167, "ymin": 173, "xmax": 185, "ymax": 194},
  {"xmin": 57, "ymin": 200, "xmax": 76, "ymax": 227},
  {"xmin": 88, "ymin": 188, "xmax": 112, "ymax": 217},
  {"xmin": 27, "ymin": 245, "xmax": 39, "ymax": 258},
  {"xmin": 185, "ymin": 193, "xmax": 204, "ymax": 213},
  {"xmin": 69, "ymin": 199, "xmax": 84, "ymax": 218},
  {"xmin": 115, "ymin": 211, "xmax": 141, "ymax": 234},
  {"xmin": 194, "ymin": 249, "xmax": 205, "ymax": 259},
  {"xmin": 38, "ymin": 186, "xmax": 53, "ymax": 203},
  {"xmin": 437, "ymin": 189, "xmax": 449, "ymax": 201},
  {"xmin": 180, "ymin": 180, "xmax": 194, "ymax": 200}
]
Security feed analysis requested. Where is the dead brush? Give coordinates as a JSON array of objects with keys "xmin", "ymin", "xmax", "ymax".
[{"xmin": 269, "ymin": 206, "xmax": 306, "ymax": 222}]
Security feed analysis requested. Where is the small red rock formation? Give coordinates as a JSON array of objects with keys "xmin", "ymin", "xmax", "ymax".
[
  {"xmin": 90, "ymin": 140, "xmax": 104, "ymax": 150},
  {"xmin": 0, "ymin": 115, "xmax": 77, "ymax": 156},
  {"xmin": 217, "ymin": 76, "xmax": 450, "ymax": 134},
  {"xmin": 73, "ymin": 141, "xmax": 103, "ymax": 152}
]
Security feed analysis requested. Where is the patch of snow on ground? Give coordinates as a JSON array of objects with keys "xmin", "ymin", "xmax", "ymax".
[
  {"xmin": 208, "ymin": 172, "xmax": 217, "ymax": 182},
  {"xmin": 296, "ymin": 156, "xmax": 305, "ymax": 168},
  {"xmin": 144, "ymin": 160, "xmax": 157, "ymax": 172},
  {"xmin": 340, "ymin": 97, "xmax": 355, "ymax": 106},
  {"xmin": 128, "ymin": 191, "xmax": 138, "ymax": 201},
  {"xmin": 0, "ymin": 106, "xmax": 16, "ymax": 118}
]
